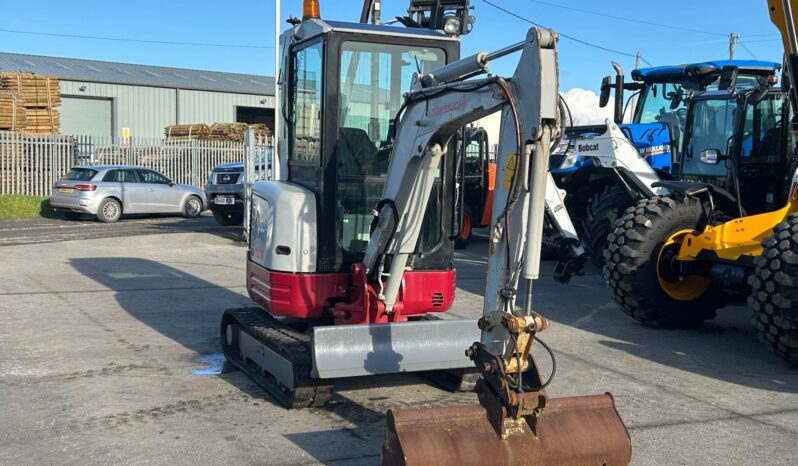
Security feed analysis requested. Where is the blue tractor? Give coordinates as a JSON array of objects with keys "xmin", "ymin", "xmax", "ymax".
[{"xmin": 551, "ymin": 60, "xmax": 781, "ymax": 265}]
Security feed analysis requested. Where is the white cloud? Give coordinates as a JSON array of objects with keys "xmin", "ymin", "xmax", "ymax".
[{"xmin": 561, "ymin": 88, "xmax": 616, "ymax": 126}]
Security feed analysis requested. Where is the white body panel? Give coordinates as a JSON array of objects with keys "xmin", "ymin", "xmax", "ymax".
[
  {"xmin": 249, "ymin": 180, "xmax": 317, "ymax": 273},
  {"xmin": 579, "ymin": 119, "xmax": 670, "ymax": 197}
]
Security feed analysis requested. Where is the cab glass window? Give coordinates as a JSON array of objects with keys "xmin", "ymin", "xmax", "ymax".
[
  {"xmin": 740, "ymin": 93, "xmax": 783, "ymax": 163},
  {"xmin": 336, "ymin": 41, "xmax": 446, "ymax": 256},
  {"xmin": 290, "ymin": 41, "xmax": 323, "ymax": 165}
]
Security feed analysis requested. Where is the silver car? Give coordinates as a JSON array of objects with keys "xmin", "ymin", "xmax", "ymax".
[{"xmin": 50, "ymin": 165, "xmax": 207, "ymax": 223}]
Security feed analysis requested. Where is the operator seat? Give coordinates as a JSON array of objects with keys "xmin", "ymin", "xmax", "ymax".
[{"xmin": 337, "ymin": 127, "xmax": 377, "ymax": 177}]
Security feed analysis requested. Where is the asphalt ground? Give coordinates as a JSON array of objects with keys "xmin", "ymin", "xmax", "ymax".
[
  {"xmin": 0, "ymin": 212, "xmax": 239, "ymax": 247},
  {"xmin": 0, "ymin": 218, "xmax": 797, "ymax": 465}
]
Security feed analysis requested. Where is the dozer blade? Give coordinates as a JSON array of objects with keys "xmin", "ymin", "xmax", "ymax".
[
  {"xmin": 311, "ymin": 319, "xmax": 480, "ymax": 379},
  {"xmin": 381, "ymin": 394, "xmax": 632, "ymax": 466}
]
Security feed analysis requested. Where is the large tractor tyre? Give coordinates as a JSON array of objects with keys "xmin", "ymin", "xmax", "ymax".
[
  {"xmin": 603, "ymin": 196, "xmax": 724, "ymax": 328},
  {"xmin": 454, "ymin": 207, "xmax": 474, "ymax": 250},
  {"xmin": 749, "ymin": 213, "xmax": 798, "ymax": 364},
  {"xmin": 582, "ymin": 184, "xmax": 634, "ymax": 268},
  {"xmin": 213, "ymin": 210, "xmax": 243, "ymax": 227}
]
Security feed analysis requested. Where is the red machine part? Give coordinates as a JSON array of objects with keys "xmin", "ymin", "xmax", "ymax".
[{"xmin": 247, "ymin": 260, "xmax": 455, "ymax": 324}]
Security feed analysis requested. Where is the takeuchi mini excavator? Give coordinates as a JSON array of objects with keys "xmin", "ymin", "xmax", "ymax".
[{"xmin": 220, "ymin": 0, "xmax": 586, "ymax": 407}]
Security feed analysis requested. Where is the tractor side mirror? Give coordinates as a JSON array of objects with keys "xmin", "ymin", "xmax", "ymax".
[
  {"xmin": 599, "ymin": 76, "xmax": 612, "ymax": 108},
  {"xmin": 699, "ymin": 149, "xmax": 721, "ymax": 165},
  {"xmin": 751, "ymin": 86, "xmax": 770, "ymax": 106},
  {"xmin": 669, "ymin": 89, "xmax": 684, "ymax": 110}
]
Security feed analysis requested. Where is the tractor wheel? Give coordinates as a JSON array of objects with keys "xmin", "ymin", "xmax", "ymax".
[
  {"xmin": 749, "ymin": 213, "xmax": 798, "ymax": 364},
  {"xmin": 603, "ymin": 195, "xmax": 724, "ymax": 328},
  {"xmin": 582, "ymin": 184, "xmax": 633, "ymax": 267},
  {"xmin": 455, "ymin": 207, "xmax": 474, "ymax": 250}
]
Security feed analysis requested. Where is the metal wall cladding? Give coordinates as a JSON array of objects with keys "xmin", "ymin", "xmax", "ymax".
[{"xmin": 59, "ymin": 81, "xmax": 274, "ymax": 139}]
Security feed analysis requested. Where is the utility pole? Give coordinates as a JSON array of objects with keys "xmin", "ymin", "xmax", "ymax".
[
  {"xmin": 371, "ymin": 0, "xmax": 381, "ymax": 24},
  {"xmin": 729, "ymin": 32, "xmax": 738, "ymax": 59},
  {"xmin": 634, "ymin": 52, "xmax": 640, "ymax": 69}
]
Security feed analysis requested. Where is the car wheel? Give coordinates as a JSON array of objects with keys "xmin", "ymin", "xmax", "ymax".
[
  {"xmin": 97, "ymin": 198, "xmax": 122, "ymax": 223},
  {"xmin": 182, "ymin": 196, "xmax": 203, "ymax": 218}
]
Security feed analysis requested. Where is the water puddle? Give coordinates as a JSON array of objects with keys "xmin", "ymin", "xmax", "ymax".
[{"xmin": 191, "ymin": 353, "xmax": 227, "ymax": 375}]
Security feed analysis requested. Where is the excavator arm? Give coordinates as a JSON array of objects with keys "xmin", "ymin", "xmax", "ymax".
[
  {"xmin": 376, "ymin": 27, "xmax": 632, "ymax": 466},
  {"xmin": 364, "ymin": 28, "xmax": 578, "ymax": 315}
]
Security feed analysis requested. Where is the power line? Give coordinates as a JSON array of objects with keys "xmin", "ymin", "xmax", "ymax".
[
  {"xmin": 0, "ymin": 28, "xmax": 274, "ymax": 49},
  {"xmin": 524, "ymin": 0, "xmax": 725, "ymax": 37},
  {"xmin": 737, "ymin": 40, "xmax": 759, "ymax": 59},
  {"xmin": 481, "ymin": 0, "xmax": 653, "ymax": 66}
]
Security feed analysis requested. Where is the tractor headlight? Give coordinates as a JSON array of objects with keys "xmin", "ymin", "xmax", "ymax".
[{"xmin": 443, "ymin": 16, "xmax": 461, "ymax": 35}]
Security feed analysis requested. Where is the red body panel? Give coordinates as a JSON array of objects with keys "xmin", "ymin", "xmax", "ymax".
[{"xmin": 247, "ymin": 260, "xmax": 455, "ymax": 323}]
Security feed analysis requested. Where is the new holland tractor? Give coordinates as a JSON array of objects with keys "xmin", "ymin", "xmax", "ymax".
[
  {"xmin": 552, "ymin": 60, "xmax": 780, "ymax": 265},
  {"xmin": 604, "ymin": 44, "xmax": 798, "ymax": 363}
]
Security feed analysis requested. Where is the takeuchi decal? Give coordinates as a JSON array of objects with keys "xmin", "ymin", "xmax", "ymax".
[{"xmin": 430, "ymin": 99, "xmax": 466, "ymax": 116}]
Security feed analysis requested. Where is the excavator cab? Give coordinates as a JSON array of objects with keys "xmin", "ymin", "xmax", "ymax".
[{"xmin": 281, "ymin": 18, "xmax": 461, "ymax": 276}]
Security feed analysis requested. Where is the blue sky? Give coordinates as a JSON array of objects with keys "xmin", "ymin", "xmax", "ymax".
[{"xmin": 0, "ymin": 0, "xmax": 784, "ymax": 92}]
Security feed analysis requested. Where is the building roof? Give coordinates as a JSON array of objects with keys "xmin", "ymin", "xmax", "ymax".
[{"xmin": 0, "ymin": 52, "xmax": 274, "ymax": 95}]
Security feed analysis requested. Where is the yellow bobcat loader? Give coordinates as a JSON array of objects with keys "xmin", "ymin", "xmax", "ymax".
[{"xmin": 604, "ymin": 0, "xmax": 798, "ymax": 363}]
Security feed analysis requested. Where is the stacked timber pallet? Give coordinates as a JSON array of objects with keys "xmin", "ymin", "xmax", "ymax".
[
  {"xmin": 249, "ymin": 124, "xmax": 271, "ymax": 140},
  {"xmin": 0, "ymin": 72, "xmax": 61, "ymax": 133},
  {"xmin": 209, "ymin": 122, "xmax": 248, "ymax": 142},
  {"xmin": 0, "ymin": 91, "xmax": 26, "ymax": 131},
  {"xmin": 164, "ymin": 124, "xmax": 211, "ymax": 141}
]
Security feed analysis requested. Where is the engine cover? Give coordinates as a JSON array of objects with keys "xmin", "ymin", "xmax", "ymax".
[{"xmin": 250, "ymin": 181, "xmax": 317, "ymax": 273}]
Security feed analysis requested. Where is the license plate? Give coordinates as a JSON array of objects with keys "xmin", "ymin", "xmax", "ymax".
[
  {"xmin": 214, "ymin": 196, "xmax": 234, "ymax": 205},
  {"xmin": 58, "ymin": 187, "xmax": 73, "ymax": 193}
]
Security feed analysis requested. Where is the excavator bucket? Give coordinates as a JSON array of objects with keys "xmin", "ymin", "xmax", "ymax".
[{"xmin": 381, "ymin": 393, "xmax": 631, "ymax": 466}]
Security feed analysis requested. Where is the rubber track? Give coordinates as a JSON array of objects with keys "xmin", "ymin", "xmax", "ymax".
[
  {"xmin": 221, "ymin": 307, "xmax": 333, "ymax": 408},
  {"xmin": 749, "ymin": 213, "xmax": 798, "ymax": 364}
]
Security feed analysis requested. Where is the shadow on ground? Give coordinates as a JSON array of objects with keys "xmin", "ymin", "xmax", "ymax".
[{"xmin": 68, "ymin": 256, "xmax": 455, "ymax": 463}]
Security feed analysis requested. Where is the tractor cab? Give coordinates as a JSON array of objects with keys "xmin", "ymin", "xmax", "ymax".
[
  {"xmin": 628, "ymin": 61, "xmax": 781, "ymax": 161},
  {"xmin": 272, "ymin": 16, "xmax": 461, "ymax": 276},
  {"xmin": 681, "ymin": 80, "xmax": 796, "ymax": 216}
]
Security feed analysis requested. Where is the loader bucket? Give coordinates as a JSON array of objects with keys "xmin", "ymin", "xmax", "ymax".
[{"xmin": 381, "ymin": 393, "xmax": 631, "ymax": 466}]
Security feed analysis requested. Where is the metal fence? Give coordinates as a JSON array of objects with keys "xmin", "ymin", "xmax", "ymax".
[{"xmin": 0, "ymin": 131, "xmax": 272, "ymax": 196}]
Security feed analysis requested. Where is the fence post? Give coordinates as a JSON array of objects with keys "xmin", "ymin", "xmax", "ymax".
[{"xmin": 244, "ymin": 128, "xmax": 256, "ymax": 241}]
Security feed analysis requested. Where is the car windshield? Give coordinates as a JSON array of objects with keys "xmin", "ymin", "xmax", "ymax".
[{"xmin": 64, "ymin": 168, "xmax": 97, "ymax": 181}]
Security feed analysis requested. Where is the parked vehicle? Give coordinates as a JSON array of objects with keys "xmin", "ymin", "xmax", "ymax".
[
  {"xmin": 454, "ymin": 126, "xmax": 495, "ymax": 249},
  {"xmin": 206, "ymin": 150, "xmax": 271, "ymax": 226},
  {"xmin": 50, "ymin": 165, "xmax": 206, "ymax": 223},
  {"xmin": 552, "ymin": 59, "xmax": 780, "ymax": 265}
]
